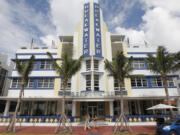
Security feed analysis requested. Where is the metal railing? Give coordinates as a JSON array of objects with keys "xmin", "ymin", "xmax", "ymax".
[{"xmin": 58, "ymin": 90, "xmax": 127, "ymax": 97}]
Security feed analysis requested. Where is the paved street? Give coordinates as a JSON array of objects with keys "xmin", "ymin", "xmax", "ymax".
[{"xmin": 0, "ymin": 126, "xmax": 156, "ymax": 135}]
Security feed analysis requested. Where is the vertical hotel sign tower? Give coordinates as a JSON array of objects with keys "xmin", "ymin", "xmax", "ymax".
[
  {"xmin": 94, "ymin": 3, "xmax": 102, "ymax": 57},
  {"xmin": 83, "ymin": 1, "xmax": 102, "ymax": 58},
  {"xmin": 83, "ymin": 3, "xmax": 90, "ymax": 57}
]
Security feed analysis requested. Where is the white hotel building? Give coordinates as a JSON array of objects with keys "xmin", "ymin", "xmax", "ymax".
[{"xmin": 1, "ymin": 0, "xmax": 180, "ymax": 122}]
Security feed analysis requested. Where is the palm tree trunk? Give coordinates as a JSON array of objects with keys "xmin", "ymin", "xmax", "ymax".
[
  {"xmin": 8, "ymin": 78, "xmax": 24, "ymax": 132},
  {"xmin": 162, "ymin": 75, "xmax": 174, "ymax": 119},
  {"xmin": 62, "ymin": 78, "xmax": 68, "ymax": 129},
  {"xmin": 119, "ymin": 80, "xmax": 124, "ymax": 129}
]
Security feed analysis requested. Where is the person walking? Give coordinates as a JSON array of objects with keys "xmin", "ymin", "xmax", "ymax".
[
  {"xmin": 92, "ymin": 115, "xmax": 98, "ymax": 128},
  {"xmin": 84, "ymin": 114, "xmax": 91, "ymax": 130}
]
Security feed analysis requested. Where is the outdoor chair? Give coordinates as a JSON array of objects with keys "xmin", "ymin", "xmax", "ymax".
[{"xmin": 138, "ymin": 117, "xmax": 142, "ymax": 122}]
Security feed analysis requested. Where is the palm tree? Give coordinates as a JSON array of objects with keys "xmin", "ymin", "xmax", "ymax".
[
  {"xmin": 47, "ymin": 52, "xmax": 82, "ymax": 133},
  {"xmin": 8, "ymin": 55, "xmax": 35, "ymax": 132},
  {"xmin": 104, "ymin": 51, "xmax": 133, "ymax": 132},
  {"xmin": 146, "ymin": 46, "xmax": 180, "ymax": 119}
]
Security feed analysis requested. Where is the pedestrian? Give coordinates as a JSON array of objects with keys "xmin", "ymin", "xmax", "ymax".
[
  {"xmin": 91, "ymin": 115, "xmax": 98, "ymax": 128},
  {"xmin": 84, "ymin": 113, "xmax": 91, "ymax": 130}
]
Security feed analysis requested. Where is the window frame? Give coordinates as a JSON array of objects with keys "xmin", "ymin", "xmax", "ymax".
[
  {"xmin": 114, "ymin": 79, "xmax": 125, "ymax": 90},
  {"xmin": 37, "ymin": 78, "xmax": 54, "ymax": 88},
  {"xmin": 86, "ymin": 75, "xmax": 91, "ymax": 90},
  {"xmin": 86, "ymin": 60, "xmax": 91, "ymax": 71},
  {"xmin": 94, "ymin": 75, "xmax": 99, "ymax": 91},
  {"xmin": 94, "ymin": 60, "xmax": 99, "ymax": 70},
  {"xmin": 151, "ymin": 77, "xmax": 175, "ymax": 87},
  {"xmin": 60, "ymin": 78, "xmax": 71, "ymax": 90},
  {"xmin": 131, "ymin": 77, "xmax": 148, "ymax": 88},
  {"xmin": 132, "ymin": 59, "xmax": 146, "ymax": 69},
  {"xmin": 40, "ymin": 60, "xmax": 53, "ymax": 70}
]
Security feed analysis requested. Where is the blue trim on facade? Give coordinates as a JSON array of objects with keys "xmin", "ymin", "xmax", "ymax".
[
  {"xmin": 94, "ymin": 71, "xmax": 104, "ymax": 74},
  {"xmin": 133, "ymin": 68, "xmax": 147, "ymax": 70},
  {"xmin": 11, "ymin": 58, "xmax": 61, "ymax": 61},
  {"xmin": 34, "ymin": 79, "xmax": 38, "ymax": 88},
  {"xmin": 144, "ymin": 75, "xmax": 178, "ymax": 77},
  {"xmin": 80, "ymin": 90, "xmax": 105, "ymax": 92},
  {"xmin": 147, "ymin": 78, "xmax": 152, "ymax": 88},
  {"xmin": 81, "ymin": 71, "xmax": 104, "ymax": 75},
  {"xmin": 8, "ymin": 76, "xmax": 61, "ymax": 78},
  {"xmin": 8, "ymin": 88, "xmax": 54, "ymax": 90},
  {"xmin": 81, "ymin": 71, "xmax": 91, "ymax": 75},
  {"xmin": 16, "ymin": 53, "xmax": 57, "ymax": 55},
  {"xmin": 93, "ymin": 55, "xmax": 104, "ymax": 58},
  {"xmin": 132, "ymin": 86, "xmax": 177, "ymax": 89},
  {"xmin": 131, "ymin": 57, "xmax": 147, "ymax": 59}
]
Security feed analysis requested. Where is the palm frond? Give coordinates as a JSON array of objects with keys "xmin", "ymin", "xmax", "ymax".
[
  {"xmin": 47, "ymin": 52, "xmax": 64, "ymax": 75},
  {"xmin": 104, "ymin": 51, "xmax": 133, "ymax": 80},
  {"xmin": 104, "ymin": 59, "xmax": 118, "ymax": 79},
  {"xmin": 15, "ymin": 55, "xmax": 23, "ymax": 74},
  {"xmin": 146, "ymin": 46, "xmax": 180, "ymax": 75},
  {"xmin": 67, "ymin": 55, "xmax": 83, "ymax": 77},
  {"xmin": 23, "ymin": 55, "xmax": 35, "ymax": 83}
]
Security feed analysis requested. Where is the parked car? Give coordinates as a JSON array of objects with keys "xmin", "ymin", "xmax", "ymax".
[{"xmin": 156, "ymin": 119, "xmax": 180, "ymax": 135}]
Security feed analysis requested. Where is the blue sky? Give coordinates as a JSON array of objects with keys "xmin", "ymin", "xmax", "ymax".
[{"xmin": 0, "ymin": 0, "xmax": 180, "ymax": 60}]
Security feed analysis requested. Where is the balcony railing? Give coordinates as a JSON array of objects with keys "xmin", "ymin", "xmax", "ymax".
[{"xmin": 58, "ymin": 90, "xmax": 127, "ymax": 97}]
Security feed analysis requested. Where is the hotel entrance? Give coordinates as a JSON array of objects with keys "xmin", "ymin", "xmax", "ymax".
[
  {"xmin": 88, "ymin": 104, "xmax": 97, "ymax": 118},
  {"xmin": 80, "ymin": 102, "xmax": 105, "ymax": 120}
]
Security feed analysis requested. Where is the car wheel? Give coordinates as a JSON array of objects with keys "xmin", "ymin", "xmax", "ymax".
[{"xmin": 169, "ymin": 130, "xmax": 178, "ymax": 135}]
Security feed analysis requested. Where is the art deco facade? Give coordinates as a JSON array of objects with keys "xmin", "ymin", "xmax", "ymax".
[{"xmin": 3, "ymin": 0, "xmax": 179, "ymax": 120}]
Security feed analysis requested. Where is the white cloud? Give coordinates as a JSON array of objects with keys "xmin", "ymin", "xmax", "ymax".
[
  {"xmin": 114, "ymin": 0, "xmax": 180, "ymax": 52},
  {"xmin": 115, "ymin": 27, "xmax": 145, "ymax": 45},
  {"xmin": 0, "ymin": 0, "xmax": 56, "ymax": 60},
  {"xmin": 40, "ymin": 35, "xmax": 59, "ymax": 47},
  {"xmin": 49, "ymin": 0, "xmax": 84, "ymax": 35}
]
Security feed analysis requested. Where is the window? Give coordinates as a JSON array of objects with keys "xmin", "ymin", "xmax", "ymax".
[
  {"xmin": 151, "ymin": 77, "xmax": 175, "ymax": 87},
  {"xmin": 15, "ymin": 61, "xmax": 36, "ymax": 70},
  {"xmin": 151, "ymin": 77, "xmax": 163, "ymax": 87},
  {"xmin": 131, "ymin": 77, "xmax": 148, "ymax": 87},
  {"xmin": 114, "ymin": 79, "xmax": 125, "ymax": 90},
  {"xmin": 61, "ymin": 79, "xmax": 71, "ymax": 90},
  {"xmin": 11, "ymin": 78, "xmax": 34, "ymax": 88},
  {"xmin": 25, "ymin": 79, "xmax": 34, "ymax": 88},
  {"xmin": 40, "ymin": 60, "xmax": 53, "ymax": 69},
  {"xmin": 37, "ymin": 78, "xmax": 54, "ymax": 88},
  {"xmin": 132, "ymin": 59, "xmax": 145, "ymax": 69},
  {"xmin": 11, "ymin": 78, "xmax": 21, "ymax": 88},
  {"xmin": 86, "ymin": 75, "xmax": 91, "ymax": 90},
  {"xmin": 94, "ymin": 60, "xmax": 99, "ymax": 70},
  {"xmin": 167, "ymin": 77, "xmax": 175, "ymax": 86},
  {"xmin": 94, "ymin": 75, "xmax": 99, "ymax": 90},
  {"xmin": 86, "ymin": 60, "xmax": 91, "ymax": 71}
]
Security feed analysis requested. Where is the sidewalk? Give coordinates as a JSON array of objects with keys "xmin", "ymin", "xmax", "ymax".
[{"xmin": 0, "ymin": 126, "xmax": 156, "ymax": 135}]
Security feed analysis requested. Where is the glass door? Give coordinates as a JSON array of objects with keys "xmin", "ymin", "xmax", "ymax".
[{"xmin": 88, "ymin": 106, "xmax": 97, "ymax": 118}]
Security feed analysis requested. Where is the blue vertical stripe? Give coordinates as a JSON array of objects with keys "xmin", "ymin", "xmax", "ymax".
[{"xmin": 94, "ymin": 3, "xmax": 102, "ymax": 57}]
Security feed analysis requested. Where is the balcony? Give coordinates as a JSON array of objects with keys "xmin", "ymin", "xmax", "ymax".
[{"xmin": 58, "ymin": 90, "xmax": 128, "ymax": 97}]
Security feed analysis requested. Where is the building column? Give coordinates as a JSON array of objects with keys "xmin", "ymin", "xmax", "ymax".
[
  {"xmin": 137, "ymin": 100, "xmax": 141, "ymax": 115},
  {"xmin": 177, "ymin": 98, "xmax": 180, "ymax": 114},
  {"xmin": 4, "ymin": 100, "xmax": 10, "ymax": 116},
  {"xmin": 57, "ymin": 100, "xmax": 62, "ymax": 115},
  {"xmin": 72, "ymin": 101, "xmax": 76, "ymax": 116},
  {"xmin": 109, "ymin": 101, "xmax": 113, "ymax": 116}
]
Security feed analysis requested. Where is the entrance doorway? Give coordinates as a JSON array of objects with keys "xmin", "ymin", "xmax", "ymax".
[
  {"xmin": 88, "ymin": 106, "xmax": 97, "ymax": 118},
  {"xmin": 80, "ymin": 102, "xmax": 105, "ymax": 119}
]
